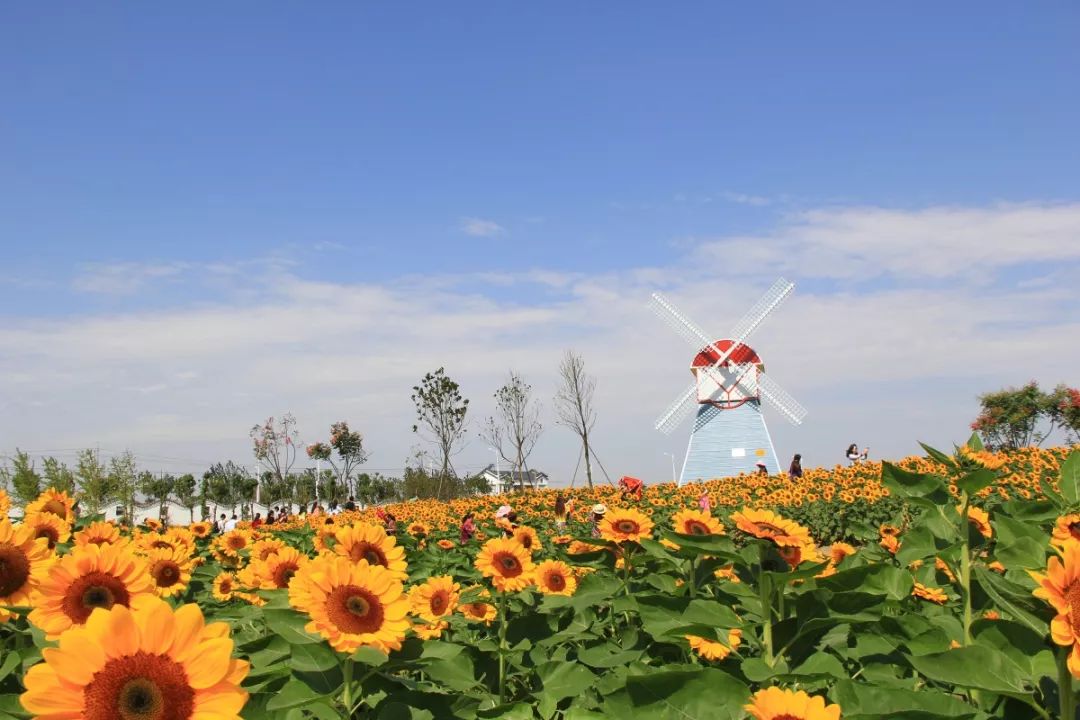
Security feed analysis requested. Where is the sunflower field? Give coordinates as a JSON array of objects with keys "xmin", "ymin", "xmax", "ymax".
[{"xmin": 1, "ymin": 439, "xmax": 1079, "ymax": 720}]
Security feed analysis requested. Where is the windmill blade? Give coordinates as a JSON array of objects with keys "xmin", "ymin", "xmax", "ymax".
[
  {"xmin": 757, "ymin": 371, "xmax": 807, "ymax": 425},
  {"xmin": 649, "ymin": 293, "xmax": 714, "ymax": 350},
  {"xmin": 654, "ymin": 383, "xmax": 699, "ymax": 434},
  {"xmin": 729, "ymin": 278, "xmax": 795, "ymax": 343}
]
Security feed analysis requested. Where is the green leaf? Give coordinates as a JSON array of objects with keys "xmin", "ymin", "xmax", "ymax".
[
  {"xmin": 966, "ymin": 432, "xmax": 985, "ymax": 452},
  {"xmin": 0, "ymin": 653, "xmax": 21, "ymax": 684},
  {"xmin": 817, "ymin": 563, "xmax": 913, "ymax": 601},
  {"xmin": 264, "ymin": 679, "xmax": 322, "ymax": 711},
  {"xmin": 288, "ymin": 642, "xmax": 339, "ymax": 673},
  {"xmin": 263, "ymin": 609, "xmax": 321, "ymax": 645},
  {"xmin": 423, "ymin": 654, "xmax": 479, "ymax": 692},
  {"xmin": 351, "ymin": 646, "xmax": 389, "ymax": 666},
  {"xmin": 602, "ymin": 668, "xmax": 750, "ymax": 720},
  {"xmin": 972, "ymin": 566, "xmax": 1050, "ymax": 635},
  {"xmin": 994, "ymin": 537, "xmax": 1047, "ymax": 570},
  {"xmin": 833, "ymin": 679, "xmax": 983, "ymax": 717},
  {"xmin": 536, "ymin": 661, "xmax": 597, "ymax": 701},
  {"xmin": 956, "ymin": 469, "xmax": 996, "ymax": 496},
  {"xmin": 906, "ymin": 645, "xmax": 1030, "ymax": 694},
  {"xmin": 919, "ymin": 442, "xmax": 957, "ymax": 470},
  {"xmin": 1061, "ymin": 449, "xmax": 1080, "ymax": 505},
  {"xmin": 881, "ymin": 462, "xmax": 949, "ymax": 502},
  {"xmin": 972, "ymin": 618, "xmax": 1056, "ymax": 682},
  {"xmin": 790, "ymin": 652, "xmax": 846, "ymax": 679}
]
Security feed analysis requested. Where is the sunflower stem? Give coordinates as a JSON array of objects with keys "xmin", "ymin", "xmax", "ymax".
[
  {"xmin": 958, "ymin": 492, "xmax": 973, "ymax": 646},
  {"xmin": 497, "ymin": 591, "xmax": 509, "ymax": 703},
  {"xmin": 342, "ymin": 658, "xmax": 354, "ymax": 713},
  {"xmin": 759, "ymin": 544, "xmax": 774, "ymax": 666},
  {"xmin": 687, "ymin": 556, "xmax": 697, "ymax": 599},
  {"xmin": 1059, "ymin": 647, "xmax": 1075, "ymax": 720}
]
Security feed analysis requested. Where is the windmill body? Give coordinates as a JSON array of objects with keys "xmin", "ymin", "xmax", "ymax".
[{"xmin": 649, "ymin": 279, "xmax": 806, "ymax": 486}]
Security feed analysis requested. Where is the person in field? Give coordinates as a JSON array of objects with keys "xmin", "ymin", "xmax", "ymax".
[
  {"xmin": 589, "ymin": 504, "xmax": 607, "ymax": 538},
  {"xmin": 459, "ymin": 512, "xmax": 476, "ymax": 544},
  {"xmin": 789, "ymin": 453, "xmax": 803, "ymax": 478},
  {"xmin": 619, "ymin": 476, "xmax": 644, "ymax": 501},
  {"xmin": 697, "ymin": 488, "xmax": 711, "ymax": 512},
  {"xmin": 554, "ymin": 494, "xmax": 568, "ymax": 532}
]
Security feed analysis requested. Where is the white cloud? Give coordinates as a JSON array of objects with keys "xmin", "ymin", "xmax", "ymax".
[
  {"xmin": 719, "ymin": 191, "xmax": 772, "ymax": 207},
  {"xmin": 73, "ymin": 261, "xmax": 191, "ymax": 295},
  {"xmin": 2, "ymin": 202, "xmax": 1077, "ymax": 484},
  {"xmin": 460, "ymin": 217, "xmax": 505, "ymax": 237}
]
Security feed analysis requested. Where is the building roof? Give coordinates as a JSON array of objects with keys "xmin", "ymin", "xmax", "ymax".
[{"xmin": 481, "ymin": 465, "xmax": 549, "ymax": 484}]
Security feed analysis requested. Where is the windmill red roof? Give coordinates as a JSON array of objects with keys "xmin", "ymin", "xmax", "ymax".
[{"xmin": 691, "ymin": 339, "xmax": 762, "ymax": 368}]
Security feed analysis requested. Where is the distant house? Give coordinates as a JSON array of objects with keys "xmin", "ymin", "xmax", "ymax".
[{"xmin": 479, "ymin": 464, "xmax": 550, "ymax": 495}]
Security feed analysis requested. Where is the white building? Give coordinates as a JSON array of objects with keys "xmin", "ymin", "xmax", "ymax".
[{"xmin": 479, "ymin": 465, "xmax": 550, "ymax": 495}]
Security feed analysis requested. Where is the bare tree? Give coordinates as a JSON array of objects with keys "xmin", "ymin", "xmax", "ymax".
[
  {"xmin": 411, "ymin": 368, "xmax": 470, "ymax": 498},
  {"xmin": 554, "ymin": 350, "xmax": 598, "ymax": 488},
  {"xmin": 481, "ymin": 371, "xmax": 543, "ymax": 491}
]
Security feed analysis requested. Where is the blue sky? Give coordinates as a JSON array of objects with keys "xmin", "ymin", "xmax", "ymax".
[{"xmin": 1, "ymin": 5, "xmax": 1078, "ymax": 482}]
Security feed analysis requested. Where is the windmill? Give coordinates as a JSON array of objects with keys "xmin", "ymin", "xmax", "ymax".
[{"xmin": 649, "ymin": 278, "xmax": 806, "ymax": 484}]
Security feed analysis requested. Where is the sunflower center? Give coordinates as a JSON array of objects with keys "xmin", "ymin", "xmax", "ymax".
[
  {"xmin": 43, "ymin": 500, "xmax": 67, "ymax": 517},
  {"xmin": 1069, "ymin": 522, "xmax": 1080, "ymax": 541},
  {"xmin": 687, "ymin": 521, "xmax": 709, "ymax": 535},
  {"xmin": 64, "ymin": 571, "xmax": 131, "ymax": 624},
  {"xmin": 466, "ymin": 603, "xmax": 488, "ymax": 617},
  {"xmin": 755, "ymin": 522, "xmax": 784, "ymax": 535},
  {"xmin": 545, "ymin": 572, "xmax": 566, "ymax": 591},
  {"xmin": 519, "ymin": 535, "xmax": 533, "ymax": 549},
  {"xmin": 83, "ymin": 652, "xmax": 194, "ymax": 720},
  {"xmin": 217, "ymin": 578, "xmax": 233, "ymax": 594},
  {"xmin": 429, "ymin": 591, "xmax": 447, "ymax": 615},
  {"xmin": 494, "ymin": 552, "xmax": 522, "ymax": 577},
  {"xmin": 348, "ymin": 542, "xmax": 388, "ymax": 567},
  {"xmin": 152, "ymin": 562, "xmax": 180, "ymax": 587},
  {"xmin": 615, "ymin": 520, "xmax": 639, "ymax": 533},
  {"xmin": 151, "ymin": 540, "xmax": 172, "ymax": 550},
  {"xmin": 273, "ymin": 563, "xmax": 298, "ymax": 588},
  {"xmin": 326, "ymin": 585, "xmax": 385, "ymax": 634},
  {"xmin": 1067, "ymin": 582, "xmax": 1080, "ymax": 636},
  {"xmin": 0, "ymin": 544, "xmax": 31, "ymax": 596},
  {"xmin": 35, "ymin": 527, "xmax": 60, "ymax": 549},
  {"xmin": 226, "ymin": 537, "xmax": 245, "ymax": 550}
]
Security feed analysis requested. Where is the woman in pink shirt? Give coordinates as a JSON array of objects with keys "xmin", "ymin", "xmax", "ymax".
[{"xmin": 697, "ymin": 489, "xmax": 711, "ymax": 513}]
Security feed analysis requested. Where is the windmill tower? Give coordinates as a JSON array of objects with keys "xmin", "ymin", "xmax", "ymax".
[{"xmin": 649, "ymin": 278, "xmax": 806, "ymax": 484}]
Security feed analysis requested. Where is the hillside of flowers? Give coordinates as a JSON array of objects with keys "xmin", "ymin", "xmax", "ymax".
[{"xmin": 0, "ymin": 440, "xmax": 1078, "ymax": 719}]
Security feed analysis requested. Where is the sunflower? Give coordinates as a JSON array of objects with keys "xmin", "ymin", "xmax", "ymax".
[
  {"xmin": 21, "ymin": 511, "xmax": 71, "ymax": 550},
  {"xmin": 599, "ymin": 508, "xmax": 655, "ymax": 543},
  {"xmin": 74, "ymin": 521, "xmax": 124, "ymax": 548},
  {"xmin": 829, "ymin": 543, "xmax": 856, "ymax": 565},
  {"xmin": 687, "ymin": 628, "xmax": 742, "ymax": 661},
  {"xmin": 551, "ymin": 534, "xmax": 573, "ymax": 545},
  {"xmin": 964, "ymin": 505, "xmax": 992, "ymax": 539},
  {"xmin": 1032, "ymin": 541, "xmax": 1080, "ymax": 675},
  {"xmin": 732, "ymin": 508, "xmax": 812, "ymax": 548},
  {"xmin": 213, "ymin": 572, "xmax": 237, "ymax": 602},
  {"xmin": 20, "ymin": 596, "xmax": 249, "ymax": 720},
  {"xmin": 144, "ymin": 517, "xmax": 162, "ymax": 532},
  {"xmin": 778, "ymin": 543, "xmax": 819, "ymax": 569},
  {"xmin": 533, "ymin": 559, "xmax": 577, "ymax": 596},
  {"xmin": 0, "ymin": 518, "xmax": 53, "ymax": 623},
  {"xmin": 512, "ymin": 526, "xmax": 542, "ymax": 554},
  {"xmin": 331, "ymin": 523, "xmax": 408, "ymax": 581},
  {"xmin": 215, "ymin": 529, "xmax": 252, "ymax": 557},
  {"xmin": 912, "ymin": 582, "xmax": 948, "ymax": 605},
  {"xmin": 935, "ymin": 557, "xmax": 957, "ymax": 583},
  {"xmin": 412, "ymin": 619, "xmax": 448, "ymax": 640},
  {"xmin": 0, "ymin": 489, "xmax": 9, "ymax": 518},
  {"xmin": 671, "ymin": 508, "xmax": 724, "ymax": 536},
  {"xmin": 144, "ymin": 546, "xmax": 194, "ymax": 598},
  {"xmin": 458, "ymin": 587, "xmax": 497, "ymax": 624},
  {"xmin": 409, "ymin": 575, "xmax": 460, "ymax": 622},
  {"xmin": 249, "ymin": 538, "xmax": 287, "ymax": 563},
  {"xmin": 745, "ymin": 687, "xmax": 841, "ymax": 720},
  {"xmin": 25, "ymin": 488, "xmax": 76, "ymax": 523},
  {"xmin": 250, "ymin": 547, "xmax": 307, "ymax": 591},
  {"xmin": 714, "ymin": 565, "xmax": 741, "ymax": 583},
  {"xmin": 436, "ymin": 539, "xmax": 456, "ymax": 550},
  {"xmin": 189, "ymin": 521, "xmax": 212, "ymax": 539},
  {"xmin": 567, "ymin": 540, "xmax": 603, "ymax": 555},
  {"xmin": 475, "ymin": 538, "xmax": 535, "ymax": 593},
  {"xmin": 1052, "ymin": 515, "xmax": 1080, "ymax": 548},
  {"xmin": 312, "ymin": 524, "xmax": 339, "ymax": 553},
  {"xmin": 28, "ymin": 542, "xmax": 154, "ymax": 639},
  {"xmin": 407, "ymin": 521, "xmax": 429, "ymax": 538},
  {"xmin": 288, "ymin": 555, "xmax": 409, "ymax": 654}
]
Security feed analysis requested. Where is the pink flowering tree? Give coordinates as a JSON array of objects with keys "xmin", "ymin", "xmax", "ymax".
[{"xmin": 250, "ymin": 414, "xmax": 299, "ymax": 501}]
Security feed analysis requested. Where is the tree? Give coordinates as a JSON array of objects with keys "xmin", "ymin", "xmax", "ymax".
[
  {"xmin": 251, "ymin": 414, "xmax": 299, "ymax": 499},
  {"xmin": 9, "ymin": 450, "xmax": 42, "ymax": 505},
  {"xmin": 971, "ymin": 381, "xmax": 1080, "ymax": 451},
  {"xmin": 173, "ymin": 473, "xmax": 199, "ymax": 522},
  {"xmin": 411, "ymin": 368, "xmax": 470, "ymax": 499},
  {"xmin": 140, "ymin": 472, "xmax": 176, "ymax": 523},
  {"xmin": 481, "ymin": 372, "xmax": 543, "ymax": 491},
  {"xmin": 75, "ymin": 448, "xmax": 112, "ymax": 516},
  {"xmin": 1048, "ymin": 384, "xmax": 1080, "ymax": 445},
  {"xmin": 306, "ymin": 421, "xmax": 369, "ymax": 497},
  {"xmin": 202, "ymin": 462, "xmax": 252, "ymax": 516},
  {"xmin": 41, "ymin": 457, "xmax": 76, "ymax": 494},
  {"xmin": 554, "ymin": 350, "xmax": 598, "ymax": 488},
  {"xmin": 109, "ymin": 451, "xmax": 139, "ymax": 525}
]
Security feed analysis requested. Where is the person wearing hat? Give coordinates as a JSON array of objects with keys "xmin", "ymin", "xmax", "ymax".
[
  {"xmin": 755, "ymin": 461, "xmax": 769, "ymax": 476},
  {"xmin": 589, "ymin": 503, "xmax": 607, "ymax": 538}
]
